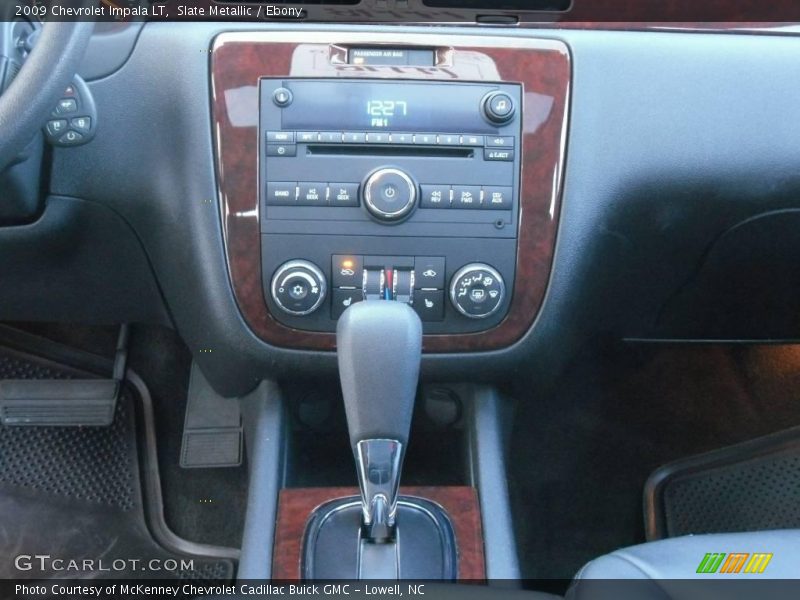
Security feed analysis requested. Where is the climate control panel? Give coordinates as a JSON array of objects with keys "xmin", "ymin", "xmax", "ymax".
[
  {"xmin": 269, "ymin": 254, "xmax": 507, "ymax": 331},
  {"xmin": 262, "ymin": 234, "xmax": 514, "ymax": 335}
]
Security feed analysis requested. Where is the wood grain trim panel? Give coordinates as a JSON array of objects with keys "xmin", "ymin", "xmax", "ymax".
[
  {"xmin": 272, "ymin": 486, "xmax": 484, "ymax": 581},
  {"xmin": 211, "ymin": 32, "xmax": 570, "ymax": 352}
]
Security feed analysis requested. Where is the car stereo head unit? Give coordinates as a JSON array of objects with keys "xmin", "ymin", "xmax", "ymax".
[{"xmin": 258, "ymin": 77, "xmax": 522, "ymax": 336}]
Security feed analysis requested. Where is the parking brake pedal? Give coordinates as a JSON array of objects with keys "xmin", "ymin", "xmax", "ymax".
[
  {"xmin": 0, "ymin": 326, "xmax": 129, "ymax": 427},
  {"xmin": 180, "ymin": 363, "xmax": 242, "ymax": 468}
]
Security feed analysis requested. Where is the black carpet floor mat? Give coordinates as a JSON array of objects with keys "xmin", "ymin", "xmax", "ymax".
[
  {"xmin": 509, "ymin": 342, "xmax": 800, "ymax": 582},
  {"xmin": 646, "ymin": 426, "xmax": 800, "ymax": 540},
  {"xmin": 0, "ymin": 344, "xmax": 234, "ymax": 580}
]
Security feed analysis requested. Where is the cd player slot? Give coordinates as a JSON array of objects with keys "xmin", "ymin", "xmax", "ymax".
[{"xmin": 306, "ymin": 145, "xmax": 474, "ymax": 159}]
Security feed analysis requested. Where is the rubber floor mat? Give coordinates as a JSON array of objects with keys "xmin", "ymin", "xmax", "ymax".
[
  {"xmin": 0, "ymin": 345, "xmax": 234, "ymax": 580},
  {"xmin": 645, "ymin": 427, "xmax": 800, "ymax": 540}
]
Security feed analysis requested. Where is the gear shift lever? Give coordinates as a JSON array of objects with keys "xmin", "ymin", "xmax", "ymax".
[{"xmin": 337, "ymin": 301, "xmax": 422, "ymax": 541}]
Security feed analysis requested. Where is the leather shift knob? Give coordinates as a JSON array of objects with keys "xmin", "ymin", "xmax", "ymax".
[{"xmin": 336, "ymin": 300, "xmax": 422, "ymax": 451}]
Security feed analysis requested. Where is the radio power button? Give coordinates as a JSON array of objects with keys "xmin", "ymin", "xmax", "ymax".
[{"xmin": 362, "ymin": 167, "xmax": 417, "ymax": 223}]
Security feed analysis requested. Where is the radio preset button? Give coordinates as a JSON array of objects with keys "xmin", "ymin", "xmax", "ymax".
[
  {"xmin": 266, "ymin": 144, "xmax": 297, "ymax": 157},
  {"xmin": 266, "ymin": 182, "xmax": 297, "ymax": 206},
  {"xmin": 437, "ymin": 133, "xmax": 460, "ymax": 146},
  {"xmin": 486, "ymin": 135, "xmax": 515, "ymax": 148},
  {"xmin": 482, "ymin": 186, "xmax": 513, "ymax": 210},
  {"xmin": 420, "ymin": 185, "xmax": 451, "ymax": 209},
  {"xmin": 329, "ymin": 182, "xmax": 360, "ymax": 207},
  {"xmin": 297, "ymin": 131, "xmax": 319, "ymax": 143},
  {"xmin": 484, "ymin": 148, "xmax": 515, "ymax": 162},
  {"xmin": 343, "ymin": 132, "xmax": 367, "ymax": 144},
  {"xmin": 452, "ymin": 186, "xmax": 482, "ymax": 208},
  {"xmin": 318, "ymin": 132, "xmax": 343, "ymax": 144},
  {"xmin": 414, "ymin": 133, "xmax": 437, "ymax": 145},
  {"xmin": 297, "ymin": 182, "xmax": 328, "ymax": 206},
  {"xmin": 267, "ymin": 131, "xmax": 295, "ymax": 143},
  {"xmin": 390, "ymin": 132, "xmax": 414, "ymax": 144},
  {"xmin": 366, "ymin": 132, "xmax": 390, "ymax": 144}
]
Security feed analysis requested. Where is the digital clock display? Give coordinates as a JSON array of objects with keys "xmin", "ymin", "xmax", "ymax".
[{"xmin": 279, "ymin": 80, "xmax": 502, "ymax": 133}]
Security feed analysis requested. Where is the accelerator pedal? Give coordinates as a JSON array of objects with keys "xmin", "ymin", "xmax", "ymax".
[{"xmin": 0, "ymin": 325, "xmax": 129, "ymax": 426}]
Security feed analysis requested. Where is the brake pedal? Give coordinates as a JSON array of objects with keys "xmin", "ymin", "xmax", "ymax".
[{"xmin": 0, "ymin": 325, "xmax": 129, "ymax": 427}]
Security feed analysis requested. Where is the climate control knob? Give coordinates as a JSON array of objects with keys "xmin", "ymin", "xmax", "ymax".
[
  {"xmin": 271, "ymin": 260, "xmax": 327, "ymax": 316},
  {"xmin": 450, "ymin": 263, "xmax": 506, "ymax": 319},
  {"xmin": 362, "ymin": 167, "xmax": 417, "ymax": 222}
]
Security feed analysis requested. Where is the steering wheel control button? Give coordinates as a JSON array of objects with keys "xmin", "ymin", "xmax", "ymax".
[
  {"xmin": 332, "ymin": 289, "xmax": 364, "ymax": 319},
  {"xmin": 272, "ymin": 87, "xmax": 293, "ymax": 107},
  {"xmin": 271, "ymin": 260, "xmax": 327, "ymax": 316},
  {"xmin": 329, "ymin": 183, "xmax": 360, "ymax": 207},
  {"xmin": 481, "ymin": 186, "xmax": 513, "ymax": 210},
  {"xmin": 420, "ymin": 185, "xmax": 452, "ymax": 209},
  {"xmin": 70, "ymin": 117, "xmax": 91, "ymax": 133},
  {"xmin": 483, "ymin": 91, "xmax": 516, "ymax": 124},
  {"xmin": 332, "ymin": 255, "xmax": 364, "ymax": 288},
  {"xmin": 363, "ymin": 168, "xmax": 417, "ymax": 222},
  {"xmin": 45, "ymin": 76, "xmax": 97, "ymax": 148},
  {"xmin": 413, "ymin": 290, "xmax": 445, "ymax": 322},
  {"xmin": 58, "ymin": 131, "xmax": 84, "ymax": 146},
  {"xmin": 55, "ymin": 98, "xmax": 77, "ymax": 115},
  {"xmin": 450, "ymin": 263, "xmax": 506, "ymax": 319},
  {"xmin": 414, "ymin": 257, "xmax": 446, "ymax": 290},
  {"xmin": 46, "ymin": 120, "xmax": 68, "ymax": 136},
  {"xmin": 265, "ymin": 182, "xmax": 297, "ymax": 206}
]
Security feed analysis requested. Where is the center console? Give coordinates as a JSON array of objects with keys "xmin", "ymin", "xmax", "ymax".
[
  {"xmin": 261, "ymin": 78, "xmax": 521, "ymax": 334},
  {"xmin": 211, "ymin": 32, "xmax": 570, "ymax": 351}
]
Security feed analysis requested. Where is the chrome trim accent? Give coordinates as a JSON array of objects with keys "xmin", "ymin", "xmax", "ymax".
[
  {"xmin": 356, "ymin": 439, "xmax": 403, "ymax": 541},
  {"xmin": 363, "ymin": 167, "xmax": 417, "ymax": 222},
  {"xmin": 302, "ymin": 496, "xmax": 457, "ymax": 580},
  {"xmin": 270, "ymin": 259, "xmax": 327, "ymax": 316},
  {"xmin": 449, "ymin": 263, "xmax": 506, "ymax": 319}
]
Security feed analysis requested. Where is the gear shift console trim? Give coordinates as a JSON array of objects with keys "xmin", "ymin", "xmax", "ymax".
[
  {"xmin": 356, "ymin": 439, "xmax": 403, "ymax": 541},
  {"xmin": 303, "ymin": 496, "xmax": 457, "ymax": 580}
]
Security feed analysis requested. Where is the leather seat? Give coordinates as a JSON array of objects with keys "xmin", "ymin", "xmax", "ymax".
[{"xmin": 568, "ymin": 529, "xmax": 800, "ymax": 599}]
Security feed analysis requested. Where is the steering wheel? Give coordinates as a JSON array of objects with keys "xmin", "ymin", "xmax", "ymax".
[{"xmin": 0, "ymin": 19, "xmax": 94, "ymax": 171}]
